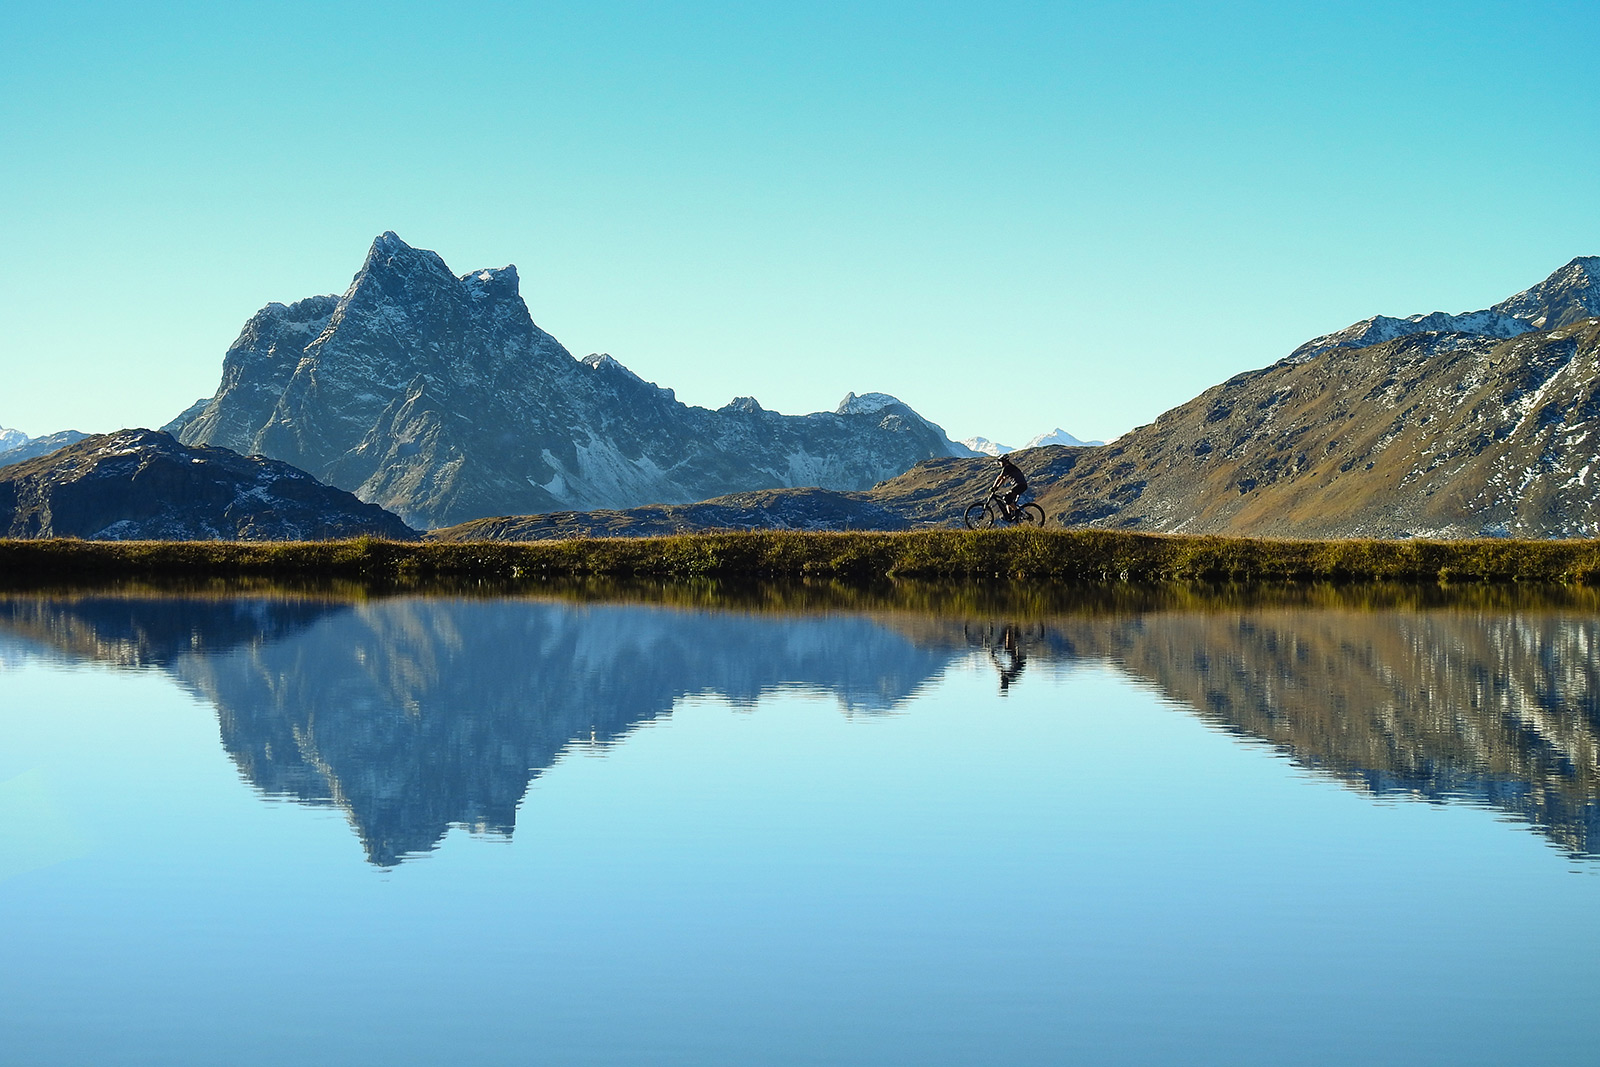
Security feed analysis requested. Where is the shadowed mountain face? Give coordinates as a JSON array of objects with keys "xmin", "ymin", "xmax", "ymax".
[
  {"xmin": 2, "ymin": 592, "xmax": 1596, "ymax": 864},
  {"xmin": 0, "ymin": 429, "xmax": 416, "ymax": 540}
]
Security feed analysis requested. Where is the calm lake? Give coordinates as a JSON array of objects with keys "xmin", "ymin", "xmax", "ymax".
[{"xmin": 2, "ymin": 585, "xmax": 1597, "ymax": 1065}]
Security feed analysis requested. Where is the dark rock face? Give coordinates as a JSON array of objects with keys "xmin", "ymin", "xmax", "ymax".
[
  {"xmin": 0, "ymin": 429, "xmax": 417, "ymax": 540},
  {"xmin": 0, "ymin": 430, "xmax": 91, "ymax": 469},
  {"xmin": 177, "ymin": 233, "xmax": 969, "ymax": 529}
]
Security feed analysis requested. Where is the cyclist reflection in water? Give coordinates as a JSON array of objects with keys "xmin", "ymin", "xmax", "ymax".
[{"xmin": 989, "ymin": 625, "xmax": 1026, "ymax": 694}]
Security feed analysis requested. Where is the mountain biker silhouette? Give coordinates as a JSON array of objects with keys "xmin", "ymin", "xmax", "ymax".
[{"xmin": 993, "ymin": 454, "xmax": 1028, "ymax": 519}]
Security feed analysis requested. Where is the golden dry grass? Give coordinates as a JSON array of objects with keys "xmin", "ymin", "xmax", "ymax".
[{"xmin": 5, "ymin": 529, "xmax": 1600, "ymax": 588}]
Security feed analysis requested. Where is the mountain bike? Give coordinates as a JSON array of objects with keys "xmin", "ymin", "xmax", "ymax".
[{"xmin": 964, "ymin": 491, "xmax": 1046, "ymax": 529}]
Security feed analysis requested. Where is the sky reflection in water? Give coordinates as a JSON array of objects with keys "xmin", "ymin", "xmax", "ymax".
[{"xmin": 1, "ymin": 589, "xmax": 1596, "ymax": 1066}]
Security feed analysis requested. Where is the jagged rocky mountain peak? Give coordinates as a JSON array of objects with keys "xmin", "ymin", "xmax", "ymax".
[
  {"xmin": 1288, "ymin": 308, "xmax": 1534, "ymax": 363},
  {"xmin": 722, "ymin": 396, "xmax": 764, "ymax": 414},
  {"xmin": 836, "ymin": 391, "xmax": 905, "ymax": 415},
  {"xmin": 177, "ymin": 234, "xmax": 968, "ymax": 527},
  {"xmin": 581, "ymin": 352, "xmax": 676, "ymax": 401},
  {"xmin": 343, "ymin": 232, "xmax": 496, "ymax": 318},
  {"xmin": 0, "ymin": 426, "xmax": 28, "ymax": 452},
  {"xmin": 362, "ymin": 230, "xmax": 453, "ymax": 278},
  {"xmin": 330, "ymin": 232, "xmax": 539, "ymax": 348},
  {"xmin": 581, "ymin": 351, "xmax": 638, "ymax": 377},
  {"xmin": 356, "ymin": 233, "xmax": 522, "ymax": 307}
]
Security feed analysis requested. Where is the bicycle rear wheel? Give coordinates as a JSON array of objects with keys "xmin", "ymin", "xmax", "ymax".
[
  {"xmin": 1017, "ymin": 503, "xmax": 1046, "ymax": 527},
  {"xmin": 964, "ymin": 502, "xmax": 995, "ymax": 529}
]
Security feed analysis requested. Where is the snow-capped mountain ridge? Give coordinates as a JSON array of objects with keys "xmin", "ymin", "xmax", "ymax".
[
  {"xmin": 960, "ymin": 436, "xmax": 1013, "ymax": 456},
  {"xmin": 1025, "ymin": 428, "xmax": 1102, "ymax": 449},
  {"xmin": 0, "ymin": 430, "xmax": 91, "ymax": 470},
  {"xmin": 1288, "ymin": 257, "xmax": 1599, "ymax": 364},
  {"xmin": 959, "ymin": 429, "xmax": 1101, "ymax": 456},
  {"xmin": 1288, "ymin": 308, "xmax": 1534, "ymax": 363}
]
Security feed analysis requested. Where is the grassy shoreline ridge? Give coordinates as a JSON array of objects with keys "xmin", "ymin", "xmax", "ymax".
[{"xmin": 5, "ymin": 529, "xmax": 1600, "ymax": 586}]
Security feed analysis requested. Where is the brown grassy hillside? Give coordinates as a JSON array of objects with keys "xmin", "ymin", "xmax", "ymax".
[{"xmin": 871, "ymin": 320, "xmax": 1600, "ymax": 538}]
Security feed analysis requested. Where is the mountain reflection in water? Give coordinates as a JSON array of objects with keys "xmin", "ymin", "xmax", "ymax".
[{"xmin": 1, "ymin": 590, "xmax": 1596, "ymax": 865}]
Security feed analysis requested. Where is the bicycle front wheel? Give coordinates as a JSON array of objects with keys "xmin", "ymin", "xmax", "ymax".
[
  {"xmin": 1017, "ymin": 503, "xmax": 1046, "ymax": 527},
  {"xmin": 964, "ymin": 502, "xmax": 995, "ymax": 529}
]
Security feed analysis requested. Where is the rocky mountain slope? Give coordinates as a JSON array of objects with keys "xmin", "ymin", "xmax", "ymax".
[
  {"xmin": 0, "ymin": 426, "xmax": 26, "ymax": 452},
  {"xmin": 1054, "ymin": 257, "xmax": 1600, "ymax": 536},
  {"xmin": 172, "ymin": 233, "xmax": 970, "ymax": 529},
  {"xmin": 0, "ymin": 429, "xmax": 416, "ymax": 540},
  {"xmin": 878, "ymin": 265, "xmax": 1600, "ymax": 538},
  {"xmin": 455, "ymin": 256, "xmax": 1599, "ymax": 539}
]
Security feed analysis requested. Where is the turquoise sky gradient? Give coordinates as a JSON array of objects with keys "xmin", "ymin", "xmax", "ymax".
[{"xmin": 2, "ymin": 1, "xmax": 1596, "ymax": 445}]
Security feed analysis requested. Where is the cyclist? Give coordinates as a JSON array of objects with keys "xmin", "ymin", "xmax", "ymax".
[{"xmin": 992, "ymin": 454, "xmax": 1028, "ymax": 519}]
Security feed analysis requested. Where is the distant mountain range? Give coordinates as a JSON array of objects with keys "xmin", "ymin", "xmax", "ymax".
[
  {"xmin": 167, "ymin": 233, "xmax": 971, "ymax": 529},
  {"xmin": 0, "ymin": 429, "xmax": 89, "ymax": 468},
  {"xmin": 959, "ymin": 428, "xmax": 1103, "ymax": 456}
]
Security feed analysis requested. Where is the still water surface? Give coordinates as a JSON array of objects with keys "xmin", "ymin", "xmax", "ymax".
[{"xmin": 1, "ymin": 589, "xmax": 1597, "ymax": 1065}]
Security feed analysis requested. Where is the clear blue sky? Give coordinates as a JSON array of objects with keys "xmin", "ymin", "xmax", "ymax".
[{"xmin": 2, "ymin": 1, "xmax": 1596, "ymax": 446}]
